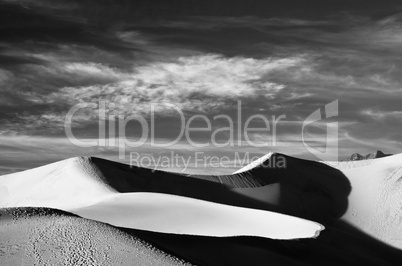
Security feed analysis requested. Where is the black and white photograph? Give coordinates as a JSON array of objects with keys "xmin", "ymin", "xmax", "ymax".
[{"xmin": 1, "ymin": 0, "xmax": 402, "ymax": 265}]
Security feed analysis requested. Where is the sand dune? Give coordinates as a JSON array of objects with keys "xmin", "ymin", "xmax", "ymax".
[
  {"xmin": 0, "ymin": 154, "xmax": 349, "ymax": 222},
  {"xmin": 0, "ymin": 157, "xmax": 115, "ymax": 209},
  {"xmin": 0, "ymin": 156, "xmax": 323, "ymax": 241},
  {"xmin": 0, "ymin": 208, "xmax": 188, "ymax": 266},
  {"xmin": 2, "ymin": 152, "xmax": 402, "ymax": 264},
  {"xmin": 3, "ymin": 207, "xmax": 400, "ymax": 266},
  {"xmin": 88, "ymin": 154, "xmax": 351, "ymax": 222},
  {"xmin": 235, "ymin": 152, "xmax": 402, "ymax": 249},
  {"xmin": 71, "ymin": 192, "xmax": 323, "ymax": 239},
  {"xmin": 342, "ymin": 150, "xmax": 392, "ymax": 161},
  {"xmin": 327, "ymin": 153, "xmax": 402, "ymax": 249}
]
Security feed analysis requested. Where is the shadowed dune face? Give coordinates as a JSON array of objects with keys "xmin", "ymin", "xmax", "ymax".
[
  {"xmin": 90, "ymin": 154, "xmax": 351, "ymax": 223},
  {"xmin": 330, "ymin": 153, "xmax": 402, "ymax": 249},
  {"xmin": 89, "ymin": 157, "xmax": 273, "ymax": 210},
  {"xmin": 0, "ymin": 154, "xmax": 352, "ymax": 225},
  {"xmin": 248, "ymin": 154, "xmax": 352, "ymax": 222}
]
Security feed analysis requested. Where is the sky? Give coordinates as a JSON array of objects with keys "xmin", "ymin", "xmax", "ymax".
[{"xmin": 1, "ymin": 0, "xmax": 402, "ymax": 174}]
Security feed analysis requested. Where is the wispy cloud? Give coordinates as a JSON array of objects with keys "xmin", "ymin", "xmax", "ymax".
[
  {"xmin": 1, "ymin": 53, "xmax": 307, "ymax": 134},
  {"xmin": 1, "ymin": 0, "xmax": 79, "ymax": 10},
  {"xmin": 146, "ymin": 16, "xmax": 332, "ymax": 31},
  {"xmin": 361, "ymin": 109, "xmax": 402, "ymax": 119}
]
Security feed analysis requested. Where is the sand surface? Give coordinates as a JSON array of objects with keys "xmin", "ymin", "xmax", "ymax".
[
  {"xmin": 0, "ymin": 208, "xmax": 189, "ymax": 266},
  {"xmin": 329, "ymin": 153, "xmax": 402, "ymax": 249}
]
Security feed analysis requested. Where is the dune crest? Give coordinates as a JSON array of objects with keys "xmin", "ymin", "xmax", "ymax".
[
  {"xmin": 233, "ymin": 152, "xmax": 274, "ymax": 174},
  {"xmin": 0, "ymin": 157, "xmax": 115, "ymax": 209}
]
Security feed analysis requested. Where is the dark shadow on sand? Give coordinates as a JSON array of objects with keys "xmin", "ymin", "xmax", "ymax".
[
  {"xmin": 91, "ymin": 153, "xmax": 351, "ymax": 223},
  {"xmin": 89, "ymin": 154, "xmax": 402, "ymax": 265},
  {"xmin": 119, "ymin": 220, "xmax": 402, "ymax": 266}
]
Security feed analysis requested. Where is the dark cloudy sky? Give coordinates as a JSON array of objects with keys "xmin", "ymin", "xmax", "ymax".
[{"xmin": 1, "ymin": 0, "xmax": 402, "ymax": 174}]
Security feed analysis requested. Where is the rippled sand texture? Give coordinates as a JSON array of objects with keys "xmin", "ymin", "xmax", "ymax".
[{"xmin": 0, "ymin": 208, "xmax": 190, "ymax": 266}]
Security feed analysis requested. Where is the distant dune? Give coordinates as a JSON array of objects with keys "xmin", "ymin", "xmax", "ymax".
[{"xmin": 342, "ymin": 150, "xmax": 392, "ymax": 161}]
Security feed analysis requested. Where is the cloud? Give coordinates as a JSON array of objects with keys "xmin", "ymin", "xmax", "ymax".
[
  {"xmin": 0, "ymin": 0, "xmax": 78, "ymax": 10},
  {"xmin": 16, "ymin": 54, "xmax": 301, "ymax": 128},
  {"xmin": 361, "ymin": 109, "xmax": 402, "ymax": 119},
  {"xmin": 130, "ymin": 54, "xmax": 293, "ymax": 97},
  {"xmin": 0, "ymin": 69, "xmax": 13, "ymax": 85},
  {"xmin": 3, "ymin": 40, "xmax": 401, "ymax": 140},
  {"xmin": 1, "ymin": 45, "xmax": 314, "ymax": 136},
  {"xmin": 148, "ymin": 16, "xmax": 332, "ymax": 30}
]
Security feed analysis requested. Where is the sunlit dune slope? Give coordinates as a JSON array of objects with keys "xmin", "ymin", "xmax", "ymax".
[
  {"xmin": 327, "ymin": 153, "xmax": 402, "ymax": 249},
  {"xmin": 71, "ymin": 192, "xmax": 323, "ymax": 239},
  {"xmin": 0, "ymin": 157, "xmax": 115, "ymax": 209}
]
